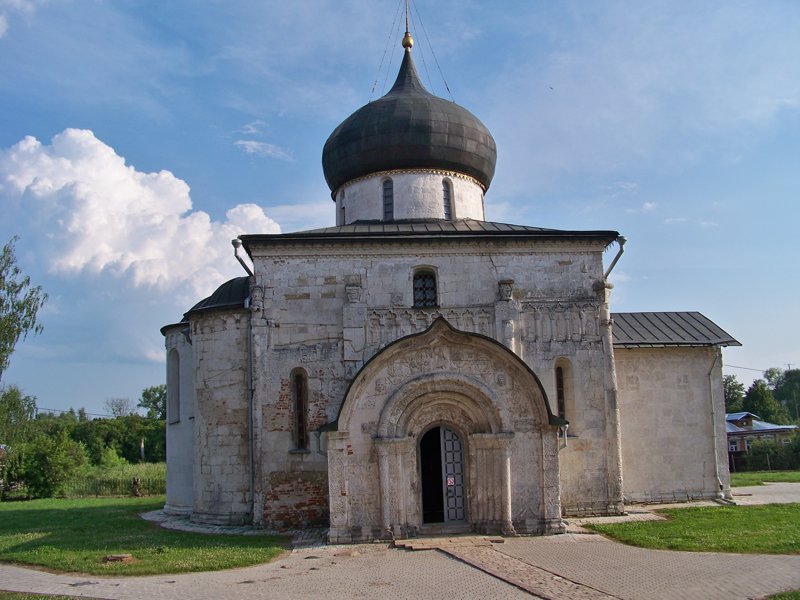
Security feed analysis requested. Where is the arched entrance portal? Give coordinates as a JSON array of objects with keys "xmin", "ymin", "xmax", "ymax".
[
  {"xmin": 420, "ymin": 426, "xmax": 466, "ymax": 524},
  {"xmin": 327, "ymin": 318, "xmax": 565, "ymax": 543}
]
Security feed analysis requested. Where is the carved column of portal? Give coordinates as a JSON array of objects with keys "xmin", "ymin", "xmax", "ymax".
[
  {"xmin": 469, "ymin": 432, "xmax": 516, "ymax": 535},
  {"xmin": 375, "ymin": 437, "xmax": 414, "ymax": 539},
  {"xmin": 541, "ymin": 429, "xmax": 565, "ymax": 534},
  {"xmin": 497, "ymin": 433, "xmax": 517, "ymax": 536},
  {"xmin": 325, "ymin": 432, "xmax": 352, "ymax": 543},
  {"xmin": 377, "ymin": 441, "xmax": 392, "ymax": 538}
]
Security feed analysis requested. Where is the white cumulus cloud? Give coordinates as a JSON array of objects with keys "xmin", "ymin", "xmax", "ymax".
[
  {"xmin": 0, "ymin": 128, "xmax": 280, "ymax": 298},
  {"xmin": 0, "ymin": 0, "xmax": 37, "ymax": 38},
  {"xmin": 234, "ymin": 140, "xmax": 293, "ymax": 161},
  {"xmin": 626, "ymin": 202, "xmax": 657, "ymax": 214}
]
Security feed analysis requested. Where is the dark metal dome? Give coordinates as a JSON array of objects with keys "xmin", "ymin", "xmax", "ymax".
[
  {"xmin": 322, "ymin": 48, "xmax": 497, "ymax": 193},
  {"xmin": 184, "ymin": 276, "xmax": 250, "ymax": 317}
]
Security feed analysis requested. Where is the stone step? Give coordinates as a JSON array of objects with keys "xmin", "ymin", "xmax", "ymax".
[{"xmin": 393, "ymin": 535, "xmax": 503, "ymax": 551}]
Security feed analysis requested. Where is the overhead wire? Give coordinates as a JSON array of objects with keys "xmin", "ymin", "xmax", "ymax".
[
  {"xmin": 407, "ymin": 2, "xmax": 435, "ymax": 93},
  {"xmin": 411, "ymin": 0, "xmax": 454, "ymax": 101},
  {"xmin": 370, "ymin": 0, "xmax": 405, "ymax": 101},
  {"xmin": 36, "ymin": 407, "xmax": 115, "ymax": 418},
  {"xmin": 725, "ymin": 365, "xmax": 770, "ymax": 373}
]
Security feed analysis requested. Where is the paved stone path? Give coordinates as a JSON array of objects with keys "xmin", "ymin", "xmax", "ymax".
[
  {"xmin": 0, "ymin": 544, "xmax": 531, "ymax": 600},
  {"xmin": 2, "ymin": 483, "xmax": 799, "ymax": 599},
  {"xmin": 497, "ymin": 534, "xmax": 800, "ymax": 600},
  {"xmin": 732, "ymin": 482, "xmax": 800, "ymax": 506}
]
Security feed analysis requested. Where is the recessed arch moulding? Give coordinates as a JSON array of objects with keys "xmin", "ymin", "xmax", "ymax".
[{"xmin": 327, "ymin": 318, "xmax": 564, "ymax": 543}]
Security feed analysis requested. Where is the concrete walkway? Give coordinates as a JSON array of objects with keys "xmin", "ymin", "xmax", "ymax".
[{"xmin": 1, "ymin": 483, "xmax": 799, "ymax": 600}]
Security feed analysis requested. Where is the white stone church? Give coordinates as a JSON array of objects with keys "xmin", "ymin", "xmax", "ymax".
[{"xmin": 162, "ymin": 31, "xmax": 738, "ymax": 542}]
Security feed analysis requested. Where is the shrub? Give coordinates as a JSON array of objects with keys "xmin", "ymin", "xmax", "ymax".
[
  {"xmin": 18, "ymin": 431, "xmax": 87, "ymax": 498},
  {"xmin": 745, "ymin": 434, "xmax": 800, "ymax": 471}
]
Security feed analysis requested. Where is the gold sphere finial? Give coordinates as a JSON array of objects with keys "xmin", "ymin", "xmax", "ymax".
[{"xmin": 402, "ymin": 31, "xmax": 414, "ymax": 49}]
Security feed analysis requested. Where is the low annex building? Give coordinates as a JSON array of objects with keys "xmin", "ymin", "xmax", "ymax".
[{"xmin": 162, "ymin": 31, "xmax": 739, "ymax": 542}]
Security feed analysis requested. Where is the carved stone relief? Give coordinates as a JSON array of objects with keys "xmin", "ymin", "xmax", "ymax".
[
  {"xmin": 365, "ymin": 307, "xmax": 494, "ymax": 354},
  {"xmin": 520, "ymin": 302, "xmax": 601, "ymax": 354},
  {"xmin": 498, "ymin": 279, "xmax": 514, "ymax": 301},
  {"xmin": 345, "ymin": 284, "xmax": 362, "ymax": 304}
]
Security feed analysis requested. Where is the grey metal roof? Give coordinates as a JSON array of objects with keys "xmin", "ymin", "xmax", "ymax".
[
  {"xmin": 322, "ymin": 47, "xmax": 497, "ymax": 193},
  {"xmin": 748, "ymin": 420, "xmax": 798, "ymax": 432},
  {"xmin": 294, "ymin": 219, "xmax": 556, "ymax": 235},
  {"xmin": 726, "ymin": 412, "xmax": 759, "ymax": 421},
  {"xmin": 726, "ymin": 414, "xmax": 798, "ymax": 435},
  {"xmin": 726, "ymin": 422, "xmax": 744, "ymax": 433},
  {"xmin": 241, "ymin": 218, "xmax": 619, "ymax": 247},
  {"xmin": 611, "ymin": 312, "xmax": 740, "ymax": 347}
]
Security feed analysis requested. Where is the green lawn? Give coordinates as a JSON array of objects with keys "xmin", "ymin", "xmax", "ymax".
[
  {"xmin": 770, "ymin": 593, "xmax": 800, "ymax": 600},
  {"xmin": 0, "ymin": 497, "xmax": 287, "ymax": 575},
  {"xmin": 586, "ymin": 503, "xmax": 800, "ymax": 554},
  {"xmin": 730, "ymin": 470, "xmax": 800, "ymax": 487}
]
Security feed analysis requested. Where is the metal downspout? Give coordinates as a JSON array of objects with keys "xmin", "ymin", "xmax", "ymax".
[
  {"xmin": 234, "ymin": 238, "xmax": 256, "ymax": 524},
  {"xmin": 246, "ymin": 301, "xmax": 255, "ymax": 523},
  {"xmin": 603, "ymin": 236, "xmax": 627, "ymax": 280},
  {"xmin": 233, "ymin": 238, "xmax": 254, "ymax": 277}
]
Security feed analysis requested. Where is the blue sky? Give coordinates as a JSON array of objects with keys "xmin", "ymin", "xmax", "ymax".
[{"xmin": 1, "ymin": 1, "xmax": 798, "ymax": 416}]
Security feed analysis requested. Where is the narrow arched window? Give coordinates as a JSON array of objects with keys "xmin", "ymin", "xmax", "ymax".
[
  {"xmin": 337, "ymin": 189, "xmax": 346, "ymax": 226},
  {"xmin": 167, "ymin": 349, "xmax": 180, "ymax": 424},
  {"xmin": 382, "ymin": 179, "xmax": 394, "ymax": 221},
  {"xmin": 413, "ymin": 269, "xmax": 437, "ymax": 308},
  {"xmin": 442, "ymin": 179, "xmax": 453, "ymax": 220},
  {"xmin": 293, "ymin": 369, "xmax": 309, "ymax": 450},
  {"xmin": 554, "ymin": 359, "xmax": 574, "ymax": 425}
]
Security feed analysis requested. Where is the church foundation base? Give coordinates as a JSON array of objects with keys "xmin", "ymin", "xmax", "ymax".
[
  {"xmin": 163, "ymin": 503, "xmax": 192, "ymax": 516},
  {"xmin": 562, "ymin": 500, "xmax": 625, "ymax": 518},
  {"xmin": 510, "ymin": 518, "xmax": 566, "ymax": 535},
  {"xmin": 190, "ymin": 511, "xmax": 252, "ymax": 526},
  {"xmin": 623, "ymin": 489, "xmax": 724, "ymax": 504},
  {"xmin": 328, "ymin": 526, "xmax": 384, "ymax": 544}
]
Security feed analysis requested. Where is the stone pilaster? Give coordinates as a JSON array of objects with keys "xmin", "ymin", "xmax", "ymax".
[{"xmin": 595, "ymin": 280, "xmax": 624, "ymax": 515}]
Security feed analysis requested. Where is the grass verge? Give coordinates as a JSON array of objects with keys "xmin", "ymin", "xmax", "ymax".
[
  {"xmin": 0, "ymin": 497, "xmax": 287, "ymax": 576},
  {"xmin": 730, "ymin": 470, "xmax": 800, "ymax": 487},
  {"xmin": 770, "ymin": 592, "xmax": 800, "ymax": 600},
  {"xmin": 586, "ymin": 503, "xmax": 800, "ymax": 554}
]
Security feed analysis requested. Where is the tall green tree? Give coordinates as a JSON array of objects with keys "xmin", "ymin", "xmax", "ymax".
[
  {"xmin": 743, "ymin": 379, "xmax": 790, "ymax": 424},
  {"xmin": 104, "ymin": 397, "xmax": 135, "ymax": 417},
  {"xmin": 0, "ymin": 237, "xmax": 47, "ymax": 380},
  {"xmin": 0, "ymin": 384, "xmax": 37, "ymax": 446},
  {"xmin": 138, "ymin": 384, "xmax": 166, "ymax": 420},
  {"xmin": 723, "ymin": 374, "xmax": 745, "ymax": 413},
  {"xmin": 0, "ymin": 385, "xmax": 38, "ymax": 494},
  {"xmin": 772, "ymin": 369, "xmax": 800, "ymax": 422},
  {"xmin": 764, "ymin": 367, "xmax": 784, "ymax": 388}
]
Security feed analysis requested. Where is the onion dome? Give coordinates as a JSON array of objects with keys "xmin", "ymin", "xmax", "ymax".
[{"xmin": 322, "ymin": 45, "xmax": 497, "ymax": 194}]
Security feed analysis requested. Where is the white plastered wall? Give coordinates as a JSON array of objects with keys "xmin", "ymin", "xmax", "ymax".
[
  {"xmin": 335, "ymin": 171, "xmax": 485, "ymax": 224},
  {"xmin": 164, "ymin": 325, "xmax": 195, "ymax": 515},
  {"xmin": 616, "ymin": 345, "xmax": 731, "ymax": 503}
]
